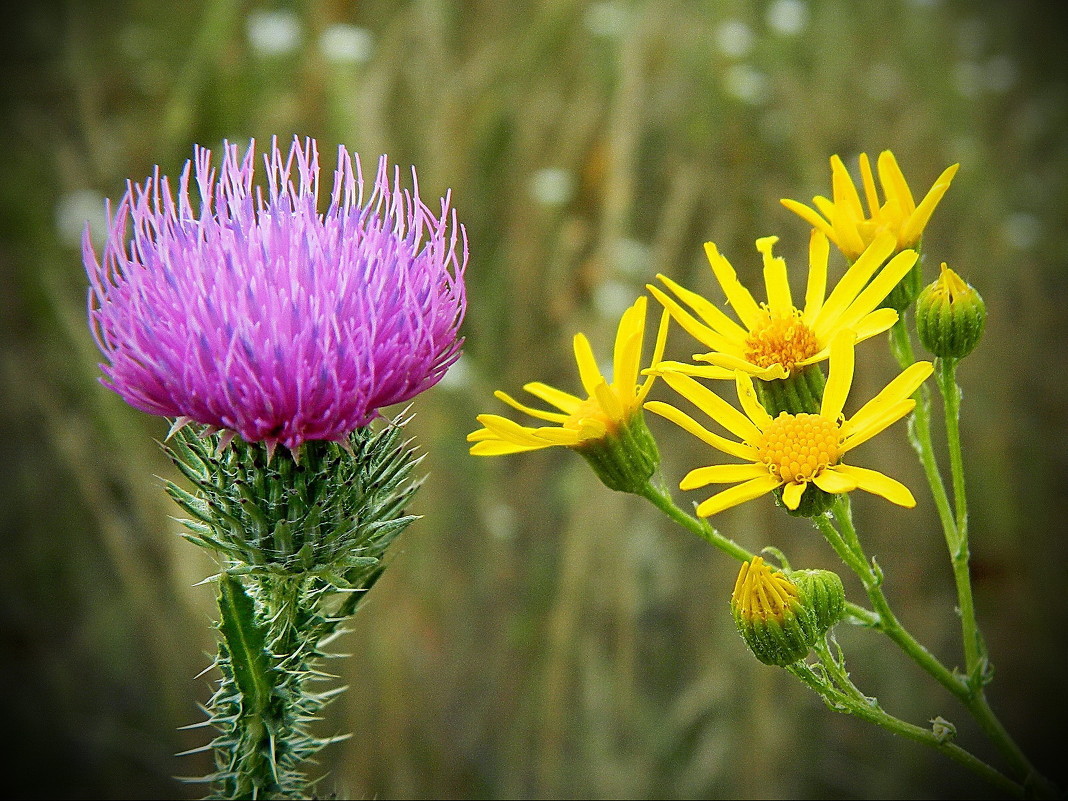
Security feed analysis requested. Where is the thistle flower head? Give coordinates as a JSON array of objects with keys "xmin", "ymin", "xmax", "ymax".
[
  {"xmin": 84, "ymin": 137, "xmax": 468, "ymax": 452},
  {"xmin": 781, "ymin": 150, "xmax": 959, "ymax": 262}
]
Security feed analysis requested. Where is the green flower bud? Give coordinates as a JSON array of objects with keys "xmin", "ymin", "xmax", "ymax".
[
  {"xmin": 575, "ymin": 410, "xmax": 660, "ymax": 494},
  {"xmin": 916, "ymin": 263, "xmax": 986, "ymax": 359},
  {"xmin": 730, "ymin": 557, "xmax": 816, "ymax": 666},
  {"xmin": 791, "ymin": 568, "xmax": 846, "ymax": 636}
]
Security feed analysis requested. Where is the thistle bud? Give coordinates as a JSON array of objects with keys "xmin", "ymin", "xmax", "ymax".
[
  {"xmin": 790, "ymin": 568, "xmax": 846, "ymax": 636},
  {"xmin": 730, "ymin": 557, "xmax": 816, "ymax": 666},
  {"xmin": 916, "ymin": 264, "xmax": 986, "ymax": 359}
]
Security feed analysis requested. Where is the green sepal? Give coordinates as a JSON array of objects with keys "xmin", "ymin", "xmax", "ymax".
[
  {"xmin": 773, "ymin": 482, "xmax": 836, "ymax": 518},
  {"xmin": 733, "ymin": 605, "xmax": 814, "ymax": 667},
  {"xmin": 755, "ymin": 362, "xmax": 826, "ymax": 416},
  {"xmin": 216, "ymin": 574, "xmax": 273, "ymax": 717},
  {"xmin": 574, "ymin": 411, "xmax": 660, "ymax": 494},
  {"xmin": 879, "ymin": 254, "xmax": 925, "ymax": 312},
  {"xmin": 791, "ymin": 568, "xmax": 846, "ymax": 636}
]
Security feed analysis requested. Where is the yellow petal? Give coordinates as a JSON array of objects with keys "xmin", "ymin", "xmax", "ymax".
[
  {"xmin": 493, "ymin": 390, "xmax": 569, "ymax": 423},
  {"xmin": 840, "ymin": 400, "xmax": 915, "ymax": 452},
  {"xmin": 647, "ymin": 283, "xmax": 736, "ymax": 354},
  {"xmin": 735, "ymin": 370, "xmax": 773, "ymax": 431},
  {"xmin": 644, "ymin": 400, "xmax": 759, "ymax": 461},
  {"xmin": 647, "ymin": 360, "xmax": 736, "ymax": 381},
  {"xmin": 697, "ymin": 351, "xmax": 789, "ymax": 380},
  {"xmin": 821, "ymin": 329, "xmax": 856, "ymax": 421},
  {"xmin": 813, "ymin": 467, "xmax": 859, "ymax": 494},
  {"xmin": 831, "ymin": 154, "xmax": 866, "ymax": 224},
  {"xmin": 661, "ymin": 372, "xmax": 764, "ymax": 443},
  {"xmin": 612, "ymin": 298, "xmax": 646, "ymax": 397},
  {"xmin": 757, "ymin": 236, "xmax": 793, "ymax": 314},
  {"xmin": 694, "ymin": 474, "xmax": 782, "ymax": 517},
  {"xmin": 781, "ymin": 480, "xmax": 807, "ymax": 510},
  {"xmin": 803, "ymin": 229, "xmax": 829, "ymax": 321},
  {"xmin": 813, "ymin": 230, "xmax": 896, "ymax": 338},
  {"xmin": 636, "ymin": 307, "xmax": 673, "ymax": 404},
  {"xmin": 833, "ymin": 464, "xmax": 916, "ymax": 507},
  {"xmin": 654, "ymin": 274, "xmax": 748, "ymax": 342},
  {"xmin": 829, "ymin": 249, "xmax": 918, "ymax": 336},
  {"xmin": 680, "ymin": 462, "xmax": 770, "ymax": 490},
  {"xmin": 851, "ymin": 307, "xmax": 900, "ymax": 343},
  {"xmin": 470, "ymin": 440, "xmax": 550, "ymax": 456},
  {"xmin": 901, "ymin": 163, "xmax": 960, "ymax": 247},
  {"xmin": 573, "ymin": 333, "xmax": 606, "ymax": 397},
  {"xmin": 858, "ymin": 153, "xmax": 880, "ymax": 217},
  {"xmin": 877, "ymin": 151, "xmax": 917, "ymax": 216},
  {"xmin": 844, "ymin": 361, "xmax": 934, "ymax": 438},
  {"xmin": 523, "ymin": 381, "xmax": 583, "ymax": 414},
  {"xmin": 593, "ymin": 381, "xmax": 625, "ymax": 422},
  {"xmin": 703, "ymin": 242, "xmax": 764, "ymax": 331},
  {"xmin": 780, "ymin": 198, "xmax": 837, "ymax": 242},
  {"xmin": 476, "ymin": 414, "xmax": 554, "ymax": 446}
]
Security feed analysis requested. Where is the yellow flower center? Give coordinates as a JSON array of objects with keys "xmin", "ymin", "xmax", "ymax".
[
  {"xmin": 744, "ymin": 310, "xmax": 820, "ymax": 373},
  {"xmin": 758, "ymin": 412, "xmax": 841, "ymax": 483},
  {"xmin": 732, "ymin": 557, "xmax": 799, "ymax": 623}
]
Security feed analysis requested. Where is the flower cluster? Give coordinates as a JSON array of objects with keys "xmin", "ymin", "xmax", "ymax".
[
  {"xmin": 85, "ymin": 137, "xmax": 467, "ymax": 452},
  {"xmin": 470, "ymin": 149, "xmax": 961, "ymax": 520}
]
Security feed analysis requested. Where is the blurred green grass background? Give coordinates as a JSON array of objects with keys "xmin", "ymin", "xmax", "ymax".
[{"xmin": 2, "ymin": 0, "xmax": 1066, "ymax": 798}]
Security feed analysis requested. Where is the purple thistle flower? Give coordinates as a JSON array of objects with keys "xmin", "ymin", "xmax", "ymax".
[{"xmin": 84, "ymin": 137, "xmax": 467, "ymax": 452}]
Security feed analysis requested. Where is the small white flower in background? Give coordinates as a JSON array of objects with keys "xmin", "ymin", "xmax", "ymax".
[
  {"xmin": 594, "ymin": 279, "xmax": 639, "ymax": 321},
  {"xmin": 1003, "ymin": 212, "xmax": 1040, "ymax": 251},
  {"xmin": 723, "ymin": 63, "xmax": 768, "ymax": 104},
  {"xmin": 319, "ymin": 24, "xmax": 374, "ymax": 65},
  {"xmin": 529, "ymin": 168, "xmax": 575, "ymax": 207},
  {"xmin": 246, "ymin": 9, "xmax": 302, "ymax": 57},
  {"xmin": 714, "ymin": 19, "xmax": 754, "ymax": 59},
  {"xmin": 584, "ymin": 1, "xmax": 631, "ymax": 39},
  {"xmin": 608, "ymin": 237, "xmax": 651, "ymax": 279},
  {"xmin": 437, "ymin": 353, "xmax": 473, "ymax": 391},
  {"xmin": 55, "ymin": 189, "xmax": 108, "ymax": 248},
  {"xmin": 983, "ymin": 55, "xmax": 1017, "ymax": 93},
  {"xmin": 766, "ymin": 0, "xmax": 808, "ymax": 36}
]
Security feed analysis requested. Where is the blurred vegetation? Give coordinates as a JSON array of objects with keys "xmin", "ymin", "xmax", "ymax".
[{"xmin": 2, "ymin": 0, "xmax": 1066, "ymax": 798}]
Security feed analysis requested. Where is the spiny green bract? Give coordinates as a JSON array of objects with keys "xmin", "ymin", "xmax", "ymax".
[{"xmin": 165, "ymin": 413, "xmax": 422, "ymax": 584}]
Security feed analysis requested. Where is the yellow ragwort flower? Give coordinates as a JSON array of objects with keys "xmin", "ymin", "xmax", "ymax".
[
  {"xmin": 647, "ymin": 230, "xmax": 917, "ymax": 381},
  {"xmin": 781, "ymin": 150, "xmax": 959, "ymax": 262},
  {"xmin": 645, "ymin": 330, "xmax": 933, "ymax": 516},
  {"xmin": 468, "ymin": 296, "xmax": 669, "ymax": 454}
]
